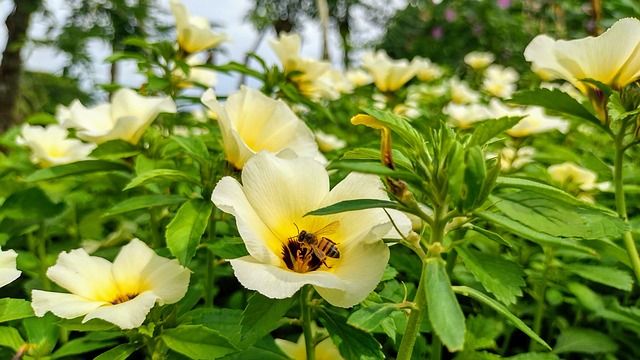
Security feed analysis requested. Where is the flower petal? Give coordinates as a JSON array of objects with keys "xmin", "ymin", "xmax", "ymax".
[
  {"xmin": 83, "ymin": 291, "xmax": 159, "ymax": 329},
  {"xmin": 46, "ymin": 248, "xmax": 119, "ymax": 302},
  {"xmin": 230, "ymin": 256, "xmax": 344, "ymax": 300},
  {"xmin": 315, "ymin": 240, "xmax": 390, "ymax": 308},
  {"xmin": 31, "ymin": 290, "xmax": 107, "ymax": 319},
  {"xmin": 0, "ymin": 248, "xmax": 20, "ymax": 288},
  {"xmin": 212, "ymin": 176, "xmax": 281, "ymax": 265}
]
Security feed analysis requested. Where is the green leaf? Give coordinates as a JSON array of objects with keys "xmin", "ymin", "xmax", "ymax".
[
  {"xmin": 474, "ymin": 210, "xmax": 596, "ymax": 254},
  {"xmin": 166, "ymin": 198, "xmax": 213, "ymax": 265},
  {"xmin": 317, "ymin": 308, "xmax": 384, "ymax": 360},
  {"xmin": 456, "ymin": 247, "xmax": 525, "ymax": 304},
  {"xmin": 340, "ymin": 147, "xmax": 413, "ymax": 170},
  {"xmin": 26, "ymin": 160, "xmax": 131, "ymax": 182},
  {"xmin": 94, "ymin": 344, "xmax": 137, "ymax": 360},
  {"xmin": 0, "ymin": 326, "xmax": 24, "ymax": 351},
  {"xmin": 468, "ymin": 116, "xmax": 524, "ymax": 147},
  {"xmin": 24, "ymin": 314, "xmax": 59, "ymax": 355},
  {"xmin": 362, "ymin": 108, "xmax": 424, "ymax": 149},
  {"xmin": 509, "ymin": 88, "xmax": 600, "ymax": 124},
  {"xmin": 240, "ymin": 293, "xmax": 293, "ymax": 346},
  {"xmin": 492, "ymin": 191, "xmax": 627, "ymax": 240},
  {"xmin": 0, "ymin": 187, "xmax": 66, "ymax": 221},
  {"xmin": 327, "ymin": 160, "xmax": 422, "ymax": 184},
  {"xmin": 452, "ymin": 286, "xmax": 551, "ymax": 350},
  {"xmin": 180, "ymin": 308, "xmax": 243, "ymax": 348},
  {"xmin": 495, "ymin": 177, "xmax": 591, "ymax": 207},
  {"xmin": 104, "ymin": 195, "xmax": 187, "ymax": 216},
  {"xmin": 55, "ymin": 318, "xmax": 117, "ymax": 332},
  {"xmin": 89, "ymin": 140, "xmax": 140, "ymax": 159},
  {"xmin": 204, "ymin": 236, "xmax": 249, "ymax": 259},
  {"xmin": 468, "ymin": 224, "xmax": 513, "ymax": 247},
  {"xmin": 566, "ymin": 264, "xmax": 633, "ymax": 291},
  {"xmin": 305, "ymin": 199, "xmax": 401, "ymax": 217},
  {"xmin": 123, "ymin": 169, "xmax": 200, "ymax": 191},
  {"xmin": 425, "ymin": 258, "xmax": 465, "ymax": 351},
  {"xmin": 52, "ymin": 335, "xmax": 120, "ymax": 359},
  {"xmin": 347, "ymin": 303, "xmax": 400, "ymax": 332},
  {"xmin": 0, "ymin": 298, "xmax": 34, "ymax": 323},
  {"xmin": 161, "ymin": 325, "xmax": 238, "ymax": 359},
  {"xmin": 553, "ymin": 328, "xmax": 618, "ymax": 354},
  {"xmin": 508, "ymin": 353, "xmax": 561, "ymax": 360},
  {"xmin": 461, "ymin": 146, "xmax": 486, "ymax": 211},
  {"xmin": 171, "ymin": 135, "xmax": 211, "ymax": 164}
]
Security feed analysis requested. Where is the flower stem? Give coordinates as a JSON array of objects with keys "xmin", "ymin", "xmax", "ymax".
[
  {"xmin": 529, "ymin": 247, "xmax": 553, "ymax": 351},
  {"xmin": 613, "ymin": 134, "xmax": 640, "ymax": 284},
  {"xmin": 205, "ymin": 209, "xmax": 219, "ymax": 308},
  {"xmin": 396, "ymin": 261, "xmax": 426, "ymax": 360},
  {"xmin": 300, "ymin": 285, "xmax": 316, "ymax": 360}
]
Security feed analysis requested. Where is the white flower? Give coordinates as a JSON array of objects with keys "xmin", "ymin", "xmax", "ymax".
[
  {"xmin": 487, "ymin": 99, "xmax": 570, "ymax": 137},
  {"xmin": 174, "ymin": 54, "xmax": 218, "ymax": 88},
  {"xmin": 61, "ymin": 88, "xmax": 176, "ymax": 145},
  {"xmin": 0, "ymin": 248, "xmax": 20, "ymax": 288},
  {"xmin": 449, "ymin": 78, "xmax": 480, "ymax": 104},
  {"xmin": 211, "ymin": 152, "xmax": 411, "ymax": 308},
  {"xmin": 524, "ymin": 17, "xmax": 640, "ymax": 93},
  {"xmin": 31, "ymin": 239, "xmax": 190, "ymax": 330},
  {"xmin": 548, "ymin": 162, "xmax": 609, "ymax": 192},
  {"xmin": 482, "ymin": 64, "xmax": 519, "ymax": 98},
  {"xmin": 412, "ymin": 56, "xmax": 444, "ymax": 82},
  {"xmin": 170, "ymin": 0, "xmax": 228, "ymax": 54},
  {"xmin": 315, "ymin": 130, "xmax": 347, "ymax": 152},
  {"xmin": 361, "ymin": 50, "xmax": 419, "ymax": 92},
  {"xmin": 17, "ymin": 124, "xmax": 96, "ymax": 167},
  {"xmin": 276, "ymin": 330, "xmax": 342, "ymax": 359},
  {"xmin": 443, "ymin": 102, "xmax": 492, "ymax": 129},
  {"xmin": 464, "ymin": 51, "xmax": 496, "ymax": 69},
  {"xmin": 202, "ymin": 86, "xmax": 325, "ymax": 169},
  {"xmin": 498, "ymin": 146, "xmax": 536, "ymax": 171},
  {"xmin": 345, "ymin": 68, "xmax": 374, "ymax": 87}
]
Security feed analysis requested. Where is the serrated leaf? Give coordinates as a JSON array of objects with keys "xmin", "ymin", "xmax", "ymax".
[
  {"xmin": 0, "ymin": 187, "xmax": 66, "ymax": 221},
  {"xmin": 0, "ymin": 326, "xmax": 24, "ymax": 351},
  {"xmin": 464, "ymin": 315, "xmax": 503, "ymax": 351},
  {"xmin": 166, "ymin": 199, "xmax": 213, "ymax": 265},
  {"xmin": 241, "ymin": 293, "xmax": 293, "ymax": 346},
  {"xmin": 566, "ymin": 264, "xmax": 633, "ymax": 291},
  {"xmin": 509, "ymin": 88, "xmax": 600, "ymax": 124},
  {"xmin": 317, "ymin": 308, "xmax": 384, "ymax": 360},
  {"xmin": 468, "ymin": 224, "xmax": 512, "ymax": 247},
  {"xmin": 52, "ymin": 337, "xmax": 119, "ymax": 359},
  {"xmin": 171, "ymin": 135, "xmax": 211, "ymax": 164},
  {"xmin": 94, "ymin": 344, "xmax": 138, "ymax": 360},
  {"xmin": 493, "ymin": 191, "xmax": 627, "ymax": 240},
  {"xmin": 474, "ymin": 210, "xmax": 596, "ymax": 254},
  {"xmin": 456, "ymin": 247, "xmax": 525, "ymax": 305},
  {"xmin": 327, "ymin": 160, "xmax": 422, "ymax": 184},
  {"xmin": 347, "ymin": 303, "xmax": 399, "ymax": 332},
  {"xmin": 104, "ymin": 195, "xmax": 187, "ymax": 216},
  {"xmin": 305, "ymin": 199, "xmax": 401, "ymax": 217},
  {"xmin": 452, "ymin": 286, "xmax": 550, "ymax": 350},
  {"xmin": 468, "ymin": 116, "xmax": 524, "ymax": 147},
  {"xmin": 123, "ymin": 169, "xmax": 200, "ymax": 191},
  {"xmin": 495, "ymin": 177, "xmax": 595, "ymax": 207},
  {"xmin": 26, "ymin": 160, "xmax": 131, "ymax": 182},
  {"xmin": 162, "ymin": 325, "xmax": 238, "ymax": 359},
  {"xmin": 553, "ymin": 328, "xmax": 617, "ymax": 354},
  {"xmin": 89, "ymin": 140, "xmax": 140, "ymax": 159},
  {"xmin": 0, "ymin": 298, "xmax": 34, "ymax": 323},
  {"xmin": 425, "ymin": 258, "xmax": 465, "ymax": 351},
  {"xmin": 204, "ymin": 236, "xmax": 249, "ymax": 259}
]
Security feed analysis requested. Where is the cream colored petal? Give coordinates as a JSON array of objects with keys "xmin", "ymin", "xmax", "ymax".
[
  {"xmin": 46, "ymin": 248, "xmax": 119, "ymax": 302},
  {"xmin": 614, "ymin": 18, "xmax": 640, "ymax": 88},
  {"xmin": 31, "ymin": 290, "xmax": 107, "ymax": 319},
  {"xmin": 241, "ymin": 152, "xmax": 329, "ymax": 239},
  {"xmin": 69, "ymin": 103, "xmax": 115, "ymax": 135},
  {"xmin": 140, "ymin": 258, "xmax": 191, "ymax": 304},
  {"xmin": 83, "ymin": 291, "xmax": 159, "ymax": 329},
  {"xmin": 110, "ymin": 89, "xmax": 176, "ymax": 143},
  {"xmin": 230, "ymin": 256, "xmax": 344, "ymax": 300},
  {"xmin": 212, "ymin": 176, "xmax": 281, "ymax": 265},
  {"xmin": 269, "ymin": 33, "xmax": 302, "ymax": 71},
  {"xmin": 0, "ymin": 248, "xmax": 20, "ymax": 288},
  {"xmin": 111, "ymin": 239, "xmax": 152, "ymax": 295},
  {"xmin": 169, "ymin": 0, "xmax": 189, "ymax": 35},
  {"xmin": 524, "ymin": 35, "xmax": 582, "ymax": 90},
  {"xmin": 315, "ymin": 240, "xmax": 390, "ymax": 308}
]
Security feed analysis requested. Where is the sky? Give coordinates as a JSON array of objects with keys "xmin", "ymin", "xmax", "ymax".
[{"xmin": 0, "ymin": 0, "xmax": 404, "ymax": 97}]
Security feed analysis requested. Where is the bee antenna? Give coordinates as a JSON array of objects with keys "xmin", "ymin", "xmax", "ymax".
[{"xmin": 293, "ymin": 223, "xmax": 300, "ymax": 233}]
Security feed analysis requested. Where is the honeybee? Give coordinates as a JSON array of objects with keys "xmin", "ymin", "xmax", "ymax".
[{"xmin": 292, "ymin": 221, "xmax": 341, "ymax": 268}]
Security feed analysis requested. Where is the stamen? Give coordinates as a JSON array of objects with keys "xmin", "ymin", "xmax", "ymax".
[
  {"xmin": 282, "ymin": 240, "xmax": 322, "ymax": 273},
  {"xmin": 111, "ymin": 293, "xmax": 139, "ymax": 305}
]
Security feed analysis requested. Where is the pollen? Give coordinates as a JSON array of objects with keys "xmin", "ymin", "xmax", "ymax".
[
  {"xmin": 282, "ymin": 240, "xmax": 322, "ymax": 273},
  {"xmin": 110, "ymin": 293, "xmax": 139, "ymax": 305}
]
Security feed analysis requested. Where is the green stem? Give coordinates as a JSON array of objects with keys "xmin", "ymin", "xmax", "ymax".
[
  {"xmin": 205, "ymin": 209, "xmax": 219, "ymax": 308},
  {"xmin": 396, "ymin": 261, "xmax": 427, "ymax": 360},
  {"xmin": 529, "ymin": 247, "xmax": 553, "ymax": 351},
  {"xmin": 613, "ymin": 134, "xmax": 640, "ymax": 284},
  {"xmin": 300, "ymin": 285, "xmax": 316, "ymax": 360},
  {"xmin": 37, "ymin": 224, "xmax": 51, "ymax": 291}
]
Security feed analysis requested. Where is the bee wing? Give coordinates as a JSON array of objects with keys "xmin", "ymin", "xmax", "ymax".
[{"xmin": 312, "ymin": 220, "xmax": 341, "ymax": 237}]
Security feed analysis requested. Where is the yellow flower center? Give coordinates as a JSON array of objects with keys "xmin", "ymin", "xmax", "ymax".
[{"xmin": 110, "ymin": 292, "xmax": 139, "ymax": 305}]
